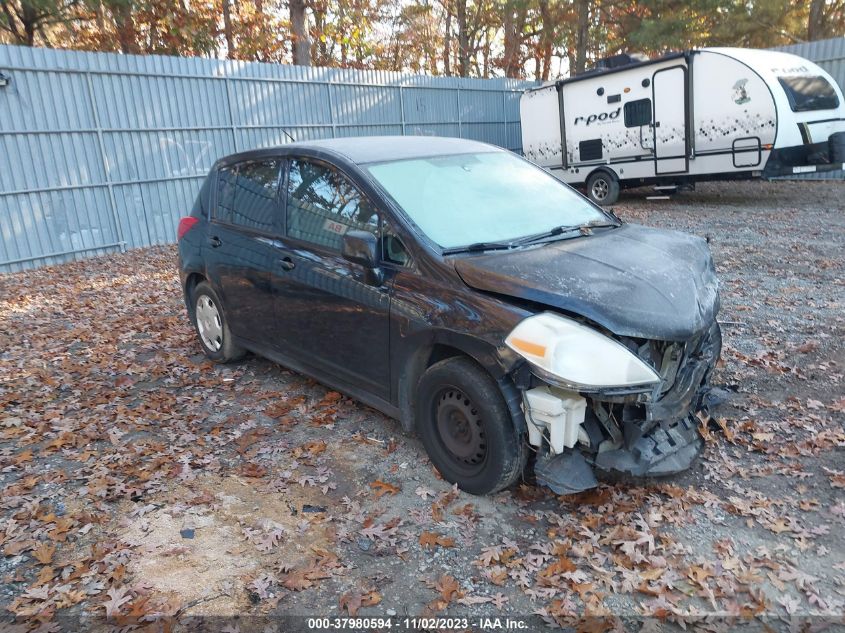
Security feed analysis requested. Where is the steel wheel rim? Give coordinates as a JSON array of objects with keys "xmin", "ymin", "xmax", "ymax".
[
  {"xmin": 434, "ymin": 388, "xmax": 487, "ymax": 467},
  {"xmin": 591, "ymin": 178, "xmax": 609, "ymax": 200},
  {"xmin": 195, "ymin": 295, "xmax": 223, "ymax": 352}
]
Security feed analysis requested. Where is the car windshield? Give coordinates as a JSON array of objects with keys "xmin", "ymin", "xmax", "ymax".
[{"xmin": 365, "ymin": 151, "xmax": 606, "ymax": 250}]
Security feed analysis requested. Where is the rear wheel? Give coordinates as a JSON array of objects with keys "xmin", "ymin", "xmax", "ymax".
[
  {"xmin": 586, "ymin": 170, "xmax": 620, "ymax": 205},
  {"xmin": 191, "ymin": 281, "xmax": 245, "ymax": 363},
  {"xmin": 416, "ymin": 357, "xmax": 526, "ymax": 495}
]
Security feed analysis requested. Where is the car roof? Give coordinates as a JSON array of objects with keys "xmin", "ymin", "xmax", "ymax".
[{"xmin": 222, "ymin": 136, "xmax": 501, "ymax": 167}]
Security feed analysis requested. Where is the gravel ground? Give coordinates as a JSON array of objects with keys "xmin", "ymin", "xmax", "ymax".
[{"xmin": 0, "ymin": 179, "xmax": 843, "ymax": 632}]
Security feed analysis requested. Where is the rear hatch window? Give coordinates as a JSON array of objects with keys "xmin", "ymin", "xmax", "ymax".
[{"xmin": 778, "ymin": 75, "xmax": 840, "ymax": 112}]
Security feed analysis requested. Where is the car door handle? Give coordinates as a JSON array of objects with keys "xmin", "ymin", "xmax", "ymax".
[
  {"xmin": 209, "ymin": 236, "xmax": 222, "ymax": 248},
  {"xmin": 279, "ymin": 257, "xmax": 296, "ymax": 271}
]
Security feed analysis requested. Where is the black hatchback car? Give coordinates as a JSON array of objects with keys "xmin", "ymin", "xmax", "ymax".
[{"xmin": 178, "ymin": 136, "xmax": 721, "ymax": 496}]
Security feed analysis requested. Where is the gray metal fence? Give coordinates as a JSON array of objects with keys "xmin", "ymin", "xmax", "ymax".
[
  {"xmin": 773, "ymin": 37, "xmax": 845, "ymax": 95},
  {"xmin": 772, "ymin": 37, "xmax": 845, "ymax": 181},
  {"xmin": 0, "ymin": 45, "xmax": 533, "ymax": 272}
]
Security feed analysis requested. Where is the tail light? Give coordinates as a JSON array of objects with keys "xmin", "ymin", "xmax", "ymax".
[{"xmin": 177, "ymin": 216, "xmax": 199, "ymax": 241}]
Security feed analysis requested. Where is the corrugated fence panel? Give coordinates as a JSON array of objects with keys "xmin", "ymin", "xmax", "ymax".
[
  {"xmin": 771, "ymin": 37, "xmax": 845, "ymax": 181},
  {"xmin": 0, "ymin": 44, "xmax": 535, "ymax": 272},
  {"xmin": 773, "ymin": 37, "xmax": 845, "ymax": 91}
]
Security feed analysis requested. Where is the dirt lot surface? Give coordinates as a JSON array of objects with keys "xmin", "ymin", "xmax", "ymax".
[{"xmin": 1, "ymin": 180, "xmax": 844, "ymax": 632}]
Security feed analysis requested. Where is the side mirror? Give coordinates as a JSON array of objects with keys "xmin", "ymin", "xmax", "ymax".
[
  {"xmin": 341, "ymin": 230, "xmax": 378, "ymax": 268},
  {"xmin": 342, "ymin": 230, "xmax": 384, "ymax": 285}
]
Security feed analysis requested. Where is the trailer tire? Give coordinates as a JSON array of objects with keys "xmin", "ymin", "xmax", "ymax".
[
  {"xmin": 586, "ymin": 170, "xmax": 620, "ymax": 206},
  {"xmin": 830, "ymin": 132, "xmax": 845, "ymax": 164}
]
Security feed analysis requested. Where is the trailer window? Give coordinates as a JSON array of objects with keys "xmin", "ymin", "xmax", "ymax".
[
  {"xmin": 624, "ymin": 99, "xmax": 652, "ymax": 127},
  {"xmin": 778, "ymin": 76, "xmax": 839, "ymax": 112}
]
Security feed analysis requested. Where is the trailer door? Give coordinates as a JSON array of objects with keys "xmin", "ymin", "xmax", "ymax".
[{"xmin": 652, "ymin": 66, "xmax": 689, "ymax": 174}]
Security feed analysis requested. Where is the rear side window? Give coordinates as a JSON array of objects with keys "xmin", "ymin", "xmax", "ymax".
[
  {"xmin": 216, "ymin": 167, "xmax": 237, "ymax": 223},
  {"xmin": 192, "ymin": 172, "xmax": 214, "ymax": 218},
  {"xmin": 778, "ymin": 76, "xmax": 840, "ymax": 112},
  {"xmin": 286, "ymin": 159, "xmax": 378, "ymax": 251},
  {"xmin": 215, "ymin": 160, "xmax": 282, "ymax": 231},
  {"xmin": 230, "ymin": 160, "xmax": 282, "ymax": 232},
  {"xmin": 624, "ymin": 98, "xmax": 652, "ymax": 127}
]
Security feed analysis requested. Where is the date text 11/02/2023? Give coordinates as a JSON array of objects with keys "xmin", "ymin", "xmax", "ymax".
[{"xmin": 306, "ymin": 617, "xmax": 529, "ymax": 630}]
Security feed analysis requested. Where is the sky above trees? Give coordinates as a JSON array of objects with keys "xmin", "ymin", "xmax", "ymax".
[{"xmin": 0, "ymin": 0, "xmax": 842, "ymax": 79}]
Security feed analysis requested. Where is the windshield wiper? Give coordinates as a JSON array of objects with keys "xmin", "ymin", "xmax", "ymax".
[
  {"xmin": 442, "ymin": 241, "xmax": 516, "ymax": 255},
  {"xmin": 513, "ymin": 220, "xmax": 619, "ymax": 246},
  {"xmin": 442, "ymin": 219, "xmax": 620, "ymax": 254}
]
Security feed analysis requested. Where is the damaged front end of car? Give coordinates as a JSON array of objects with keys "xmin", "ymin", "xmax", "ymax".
[{"xmin": 507, "ymin": 315, "xmax": 723, "ymax": 495}]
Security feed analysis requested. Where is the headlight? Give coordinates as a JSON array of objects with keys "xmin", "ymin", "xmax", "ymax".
[{"xmin": 505, "ymin": 312, "xmax": 660, "ymax": 391}]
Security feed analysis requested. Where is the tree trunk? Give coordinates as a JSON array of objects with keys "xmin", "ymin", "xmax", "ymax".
[
  {"xmin": 482, "ymin": 27, "xmax": 490, "ymax": 78},
  {"xmin": 310, "ymin": 1, "xmax": 328, "ymax": 65},
  {"xmin": 502, "ymin": 0, "xmax": 527, "ymax": 78},
  {"xmin": 574, "ymin": 0, "xmax": 589, "ymax": 75},
  {"xmin": 456, "ymin": 0, "xmax": 469, "ymax": 77},
  {"xmin": 113, "ymin": 0, "xmax": 139, "ymax": 54},
  {"xmin": 541, "ymin": 40, "xmax": 552, "ymax": 80},
  {"xmin": 807, "ymin": 0, "xmax": 825, "ymax": 40},
  {"xmin": 443, "ymin": 5, "xmax": 452, "ymax": 76},
  {"xmin": 537, "ymin": 0, "xmax": 553, "ymax": 81},
  {"xmin": 290, "ymin": 0, "xmax": 310, "ymax": 66},
  {"xmin": 221, "ymin": 0, "xmax": 235, "ymax": 58},
  {"xmin": 21, "ymin": 2, "xmax": 37, "ymax": 45},
  {"xmin": 0, "ymin": 0, "xmax": 25, "ymax": 44}
]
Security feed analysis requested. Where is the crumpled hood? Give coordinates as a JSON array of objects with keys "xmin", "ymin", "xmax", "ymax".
[{"xmin": 454, "ymin": 223, "xmax": 719, "ymax": 341}]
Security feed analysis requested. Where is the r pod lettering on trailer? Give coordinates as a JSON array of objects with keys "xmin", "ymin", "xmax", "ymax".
[{"xmin": 574, "ymin": 108, "xmax": 621, "ymax": 126}]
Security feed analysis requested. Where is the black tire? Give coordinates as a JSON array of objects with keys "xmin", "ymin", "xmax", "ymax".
[
  {"xmin": 829, "ymin": 132, "xmax": 845, "ymax": 164},
  {"xmin": 586, "ymin": 170, "xmax": 620, "ymax": 206},
  {"xmin": 415, "ymin": 357, "xmax": 527, "ymax": 495},
  {"xmin": 190, "ymin": 281, "xmax": 246, "ymax": 363}
]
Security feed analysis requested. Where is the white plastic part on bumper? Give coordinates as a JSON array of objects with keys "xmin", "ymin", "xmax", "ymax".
[{"xmin": 523, "ymin": 386, "xmax": 587, "ymax": 455}]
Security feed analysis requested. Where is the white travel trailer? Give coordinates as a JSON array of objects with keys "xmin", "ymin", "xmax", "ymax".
[{"xmin": 520, "ymin": 48, "xmax": 845, "ymax": 204}]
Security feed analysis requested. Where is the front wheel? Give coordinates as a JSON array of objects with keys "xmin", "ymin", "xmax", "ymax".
[
  {"xmin": 415, "ymin": 357, "xmax": 526, "ymax": 495},
  {"xmin": 586, "ymin": 170, "xmax": 620, "ymax": 205},
  {"xmin": 190, "ymin": 281, "xmax": 246, "ymax": 363}
]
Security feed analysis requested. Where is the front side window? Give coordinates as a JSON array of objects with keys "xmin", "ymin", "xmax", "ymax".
[
  {"xmin": 365, "ymin": 151, "xmax": 606, "ymax": 250},
  {"xmin": 624, "ymin": 98, "xmax": 652, "ymax": 127},
  {"xmin": 230, "ymin": 160, "xmax": 282, "ymax": 231},
  {"xmin": 778, "ymin": 76, "xmax": 840, "ymax": 112},
  {"xmin": 381, "ymin": 221, "xmax": 411, "ymax": 267},
  {"xmin": 286, "ymin": 159, "xmax": 378, "ymax": 251}
]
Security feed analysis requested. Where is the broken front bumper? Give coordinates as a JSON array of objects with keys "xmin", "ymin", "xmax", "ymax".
[{"xmin": 533, "ymin": 321, "xmax": 722, "ymax": 494}]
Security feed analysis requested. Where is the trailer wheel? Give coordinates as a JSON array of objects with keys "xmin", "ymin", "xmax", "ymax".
[{"xmin": 586, "ymin": 171, "xmax": 619, "ymax": 205}]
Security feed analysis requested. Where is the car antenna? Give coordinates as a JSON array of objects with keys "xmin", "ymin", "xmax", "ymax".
[{"xmin": 281, "ymin": 128, "xmax": 297, "ymax": 143}]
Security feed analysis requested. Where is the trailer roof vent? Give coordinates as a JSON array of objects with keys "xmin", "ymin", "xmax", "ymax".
[{"xmin": 592, "ymin": 53, "xmax": 648, "ymax": 71}]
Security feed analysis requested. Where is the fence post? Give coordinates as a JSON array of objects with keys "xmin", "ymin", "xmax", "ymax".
[
  {"xmin": 327, "ymin": 81, "xmax": 337, "ymax": 138},
  {"xmin": 399, "ymin": 86, "xmax": 406, "ymax": 136},
  {"xmin": 502, "ymin": 89, "xmax": 507, "ymax": 150},
  {"xmin": 225, "ymin": 77, "xmax": 239, "ymax": 151},
  {"xmin": 456, "ymin": 86, "xmax": 462, "ymax": 138},
  {"xmin": 85, "ymin": 72, "xmax": 126, "ymax": 252}
]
